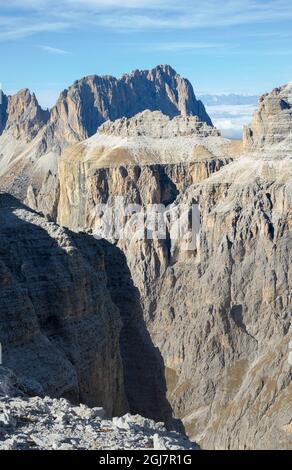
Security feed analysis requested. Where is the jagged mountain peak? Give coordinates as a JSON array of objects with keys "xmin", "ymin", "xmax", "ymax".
[
  {"xmin": 2, "ymin": 88, "xmax": 49, "ymax": 141},
  {"xmin": 0, "ymin": 65, "xmax": 213, "ymax": 199},
  {"xmin": 244, "ymin": 81, "xmax": 292, "ymax": 150},
  {"xmin": 46, "ymin": 64, "xmax": 212, "ymax": 151}
]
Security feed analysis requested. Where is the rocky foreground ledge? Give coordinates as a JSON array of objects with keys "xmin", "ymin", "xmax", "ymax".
[{"xmin": 0, "ymin": 395, "xmax": 197, "ymax": 451}]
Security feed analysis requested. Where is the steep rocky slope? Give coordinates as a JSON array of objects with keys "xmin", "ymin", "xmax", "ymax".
[
  {"xmin": 55, "ymin": 110, "xmax": 236, "ymax": 228},
  {"xmin": 244, "ymin": 83, "xmax": 292, "ymax": 149},
  {"xmin": 47, "ymin": 64, "xmax": 212, "ymax": 153},
  {"xmin": 54, "ymin": 111, "xmax": 237, "ymax": 298},
  {"xmin": 0, "ymin": 193, "xmax": 126, "ymax": 415},
  {"xmin": 0, "ymin": 65, "xmax": 211, "ymax": 203},
  {"xmin": 0, "ymin": 375, "xmax": 197, "ymax": 450},
  {"xmin": 148, "ymin": 155, "xmax": 291, "ymax": 449},
  {"xmin": 54, "ymin": 86, "xmax": 291, "ymax": 449},
  {"xmin": 0, "ymin": 90, "xmax": 49, "ymax": 199},
  {"xmin": 1, "ymin": 72, "xmax": 291, "ymax": 450},
  {"xmin": 3, "ymin": 89, "xmax": 49, "ymax": 141},
  {"xmin": 0, "ymin": 194, "xmax": 174, "ymax": 426}
]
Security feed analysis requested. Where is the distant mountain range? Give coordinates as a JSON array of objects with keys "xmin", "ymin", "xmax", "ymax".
[{"xmin": 198, "ymin": 93, "xmax": 258, "ymax": 106}]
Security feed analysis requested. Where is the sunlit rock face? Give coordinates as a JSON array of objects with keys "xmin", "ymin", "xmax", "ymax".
[
  {"xmin": 48, "ymin": 64, "xmax": 213, "ymax": 152},
  {"xmin": 3, "ymin": 89, "xmax": 49, "ymax": 141},
  {"xmin": 55, "ymin": 88, "xmax": 291, "ymax": 450},
  {"xmin": 1, "ymin": 71, "xmax": 291, "ymax": 450},
  {"xmin": 0, "ymin": 65, "xmax": 212, "ymax": 204},
  {"xmin": 244, "ymin": 83, "xmax": 292, "ymax": 150}
]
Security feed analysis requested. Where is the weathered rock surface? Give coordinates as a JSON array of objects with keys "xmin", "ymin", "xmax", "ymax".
[
  {"xmin": 0, "ymin": 65, "xmax": 212, "ymax": 203},
  {"xmin": 244, "ymin": 83, "xmax": 292, "ymax": 149},
  {"xmin": 0, "ymin": 90, "xmax": 50, "ymax": 199},
  {"xmin": 23, "ymin": 108, "xmax": 237, "ymax": 222},
  {"xmin": 0, "ymin": 387, "xmax": 197, "ymax": 450},
  {"xmin": 0, "ymin": 193, "xmax": 127, "ymax": 415},
  {"xmin": 54, "ymin": 86, "xmax": 292, "ymax": 450},
  {"xmin": 147, "ymin": 155, "xmax": 292, "ymax": 449},
  {"xmin": 99, "ymin": 110, "xmax": 218, "ymax": 139},
  {"xmin": 1, "ymin": 75, "xmax": 291, "ymax": 450},
  {"xmin": 3, "ymin": 89, "xmax": 49, "ymax": 141},
  {"xmin": 47, "ymin": 64, "xmax": 212, "ymax": 152},
  {"xmin": 55, "ymin": 111, "xmax": 236, "ymax": 304},
  {"xmin": 0, "ymin": 193, "xmax": 175, "ymax": 427}
]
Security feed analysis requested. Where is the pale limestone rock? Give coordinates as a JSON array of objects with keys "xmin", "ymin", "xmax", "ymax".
[
  {"xmin": 4, "ymin": 89, "xmax": 49, "ymax": 141},
  {"xmin": 55, "ymin": 85, "xmax": 292, "ymax": 450},
  {"xmin": 0, "ymin": 90, "xmax": 49, "ymax": 200},
  {"xmin": 48, "ymin": 64, "xmax": 212, "ymax": 153},
  {"xmin": 1, "ymin": 76, "xmax": 291, "ymax": 451},
  {"xmin": 148, "ymin": 155, "xmax": 292, "ymax": 449},
  {"xmin": 99, "ymin": 110, "xmax": 219, "ymax": 139},
  {"xmin": 56, "ymin": 110, "xmax": 237, "ymax": 319},
  {"xmin": 244, "ymin": 83, "xmax": 292, "ymax": 150},
  {"xmin": 0, "ymin": 65, "xmax": 213, "ymax": 206},
  {"xmin": 0, "ymin": 393, "xmax": 198, "ymax": 450},
  {"xmin": 0, "ymin": 194, "xmax": 174, "ymax": 426}
]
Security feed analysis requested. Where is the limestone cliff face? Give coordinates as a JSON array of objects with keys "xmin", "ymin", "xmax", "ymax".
[
  {"xmin": 4, "ymin": 89, "xmax": 49, "ymax": 141},
  {"xmin": 147, "ymin": 158, "xmax": 292, "ymax": 449},
  {"xmin": 56, "ymin": 111, "xmax": 231, "ymax": 225},
  {"xmin": 1, "ymin": 74, "xmax": 291, "ymax": 449},
  {"xmin": 56, "ymin": 123, "xmax": 233, "ymax": 300},
  {"xmin": 55, "ymin": 94, "xmax": 291, "ymax": 449},
  {"xmin": 244, "ymin": 83, "xmax": 292, "ymax": 149},
  {"xmin": 48, "ymin": 65, "xmax": 212, "ymax": 152},
  {"xmin": 0, "ymin": 193, "xmax": 127, "ymax": 415},
  {"xmin": 0, "ymin": 193, "xmax": 174, "ymax": 426},
  {"xmin": 98, "ymin": 109, "xmax": 217, "ymax": 139},
  {"xmin": 0, "ymin": 65, "xmax": 212, "ymax": 205},
  {"xmin": 67, "ymin": 172, "xmax": 291, "ymax": 447},
  {"xmin": 0, "ymin": 90, "xmax": 50, "ymax": 199}
]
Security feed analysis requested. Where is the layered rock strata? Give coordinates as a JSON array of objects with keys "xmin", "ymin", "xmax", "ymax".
[
  {"xmin": 0, "ymin": 193, "xmax": 176, "ymax": 426},
  {"xmin": 0, "ymin": 193, "xmax": 126, "ymax": 416},
  {"xmin": 0, "ymin": 65, "xmax": 212, "ymax": 203},
  {"xmin": 54, "ymin": 87, "xmax": 292, "ymax": 449},
  {"xmin": 244, "ymin": 83, "xmax": 292, "ymax": 149}
]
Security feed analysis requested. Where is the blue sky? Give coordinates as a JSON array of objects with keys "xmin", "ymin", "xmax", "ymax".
[{"xmin": 0, "ymin": 0, "xmax": 292, "ymax": 117}]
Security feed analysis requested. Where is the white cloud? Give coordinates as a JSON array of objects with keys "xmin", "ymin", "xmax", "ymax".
[
  {"xmin": 146, "ymin": 42, "xmax": 225, "ymax": 52},
  {"xmin": 40, "ymin": 45, "xmax": 70, "ymax": 55},
  {"xmin": 0, "ymin": 21, "xmax": 69, "ymax": 41},
  {"xmin": 206, "ymin": 103, "xmax": 257, "ymax": 139},
  {"xmin": 1, "ymin": 0, "xmax": 292, "ymax": 39}
]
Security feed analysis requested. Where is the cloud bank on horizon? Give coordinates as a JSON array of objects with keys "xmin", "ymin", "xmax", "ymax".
[
  {"xmin": 198, "ymin": 94, "xmax": 258, "ymax": 139},
  {"xmin": 205, "ymin": 102, "xmax": 258, "ymax": 139}
]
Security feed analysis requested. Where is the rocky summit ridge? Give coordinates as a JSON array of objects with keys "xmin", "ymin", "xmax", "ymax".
[
  {"xmin": 0, "ymin": 65, "xmax": 212, "ymax": 202},
  {"xmin": 244, "ymin": 82, "xmax": 292, "ymax": 150}
]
